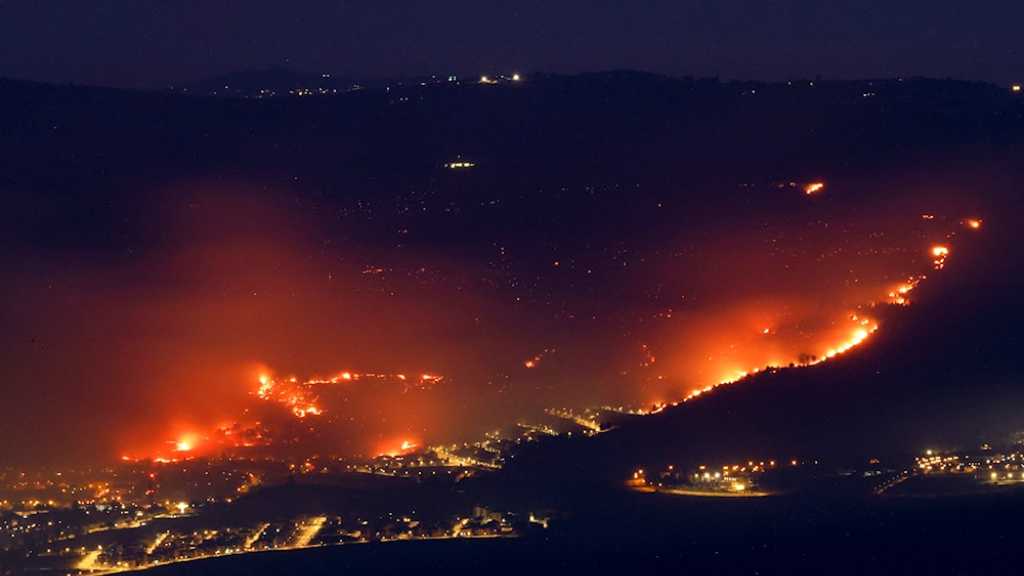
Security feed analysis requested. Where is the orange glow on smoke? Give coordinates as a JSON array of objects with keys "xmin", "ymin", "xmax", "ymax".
[
  {"xmin": 93, "ymin": 184, "xmax": 982, "ymax": 464},
  {"xmin": 377, "ymin": 438, "xmax": 419, "ymax": 457},
  {"xmin": 173, "ymin": 432, "xmax": 201, "ymax": 454}
]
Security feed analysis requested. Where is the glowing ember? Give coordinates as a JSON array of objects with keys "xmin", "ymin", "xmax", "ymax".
[
  {"xmin": 524, "ymin": 348, "xmax": 555, "ymax": 369},
  {"xmin": 887, "ymin": 276, "xmax": 923, "ymax": 305},
  {"xmin": 931, "ymin": 245, "xmax": 950, "ymax": 269},
  {"xmin": 803, "ymin": 181, "xmax": 825, "ymax": 195}
]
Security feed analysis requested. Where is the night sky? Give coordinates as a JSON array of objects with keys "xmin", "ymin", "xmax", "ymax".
[{"xmin": 1, "ymin": 0, "xmax": 1021, "ymax": 89}]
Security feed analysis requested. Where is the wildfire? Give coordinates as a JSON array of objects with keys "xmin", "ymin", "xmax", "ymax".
[
  {"xmin": 123, "ymin": 420, "xmax": 271, "ymax": 463},
  {"xmin": 378, "ymin": 438, "xmax": 419, "ymax": 457},
  {"xmin": 931, "ymin": 245, "xmax": 950, "ymax": 269},
  {"xmin": 253, "ymin": 369, "xmax": 446, "ymax": 421},
  {"xmin": 254, "ymin": 373, "xmax": 324, "ymax": 418},
  {"xmin": 665, "ymin": 315, "xmax": 882, "ymax": 408},
  {"xmin": 887, "ymin": 276, "xmax": 923, "ymax": 306},
  {"xmin": 803, "ymin": 181, "xmax": 825, "ymax": 195},
  {"xmin": 821, "ymin": 325, "xmax": 874, "ymax": 359},
  {"xmin": 120, "ymin": 206, "xmax": 980, "ymax": 468},
  {"xmin": 655, "ymin": 230, "xmax": 972, "ymax": 413}
]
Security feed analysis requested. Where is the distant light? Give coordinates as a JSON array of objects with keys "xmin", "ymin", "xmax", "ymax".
[
  {"xmin": 480, "ymin": 75, "xmax": 491, "ymax": 84},
  {"xmin": 175, "ymin": 439, "xmax": 192, "ymax": 452},
  {"xmin": 512, "ymin": 73, "xmax": 521, "ymax": 81},
  {"xmin": 965, "ymin": 218, "xmax": 982, "ymax": 230},
  {"xmin": 1013, "ymin": 84, "xmax": 1022, "ymax": 93},
  {"xmin": 931, "ymin": 245, "xmax": 949, "ymax": 257},
  {"xmin": 175, "ymin": 501, "xmax": 189, "ymax": 514}
]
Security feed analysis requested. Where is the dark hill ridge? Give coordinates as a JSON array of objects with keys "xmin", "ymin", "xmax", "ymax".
[
  {"xmin": 2, "ymin": 73, "xmax": 1021, "ymax": 193},
  {"xmin": 182, "ymin": 67, "xmax": 360, "ymax": 97},
  {"xmin": 2, "ymin": 73, "xmax": 1022, "ymax": 257}
]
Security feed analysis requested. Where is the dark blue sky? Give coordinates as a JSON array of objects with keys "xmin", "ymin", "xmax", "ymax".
[{"xmin": 1, "ymin": 0, "xmax": 1020, "ymax": 88}]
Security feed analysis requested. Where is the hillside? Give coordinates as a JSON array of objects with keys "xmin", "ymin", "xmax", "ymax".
[{"xmin": 497, "ymin": 218, "xmax": 1024, "ymax": 494}]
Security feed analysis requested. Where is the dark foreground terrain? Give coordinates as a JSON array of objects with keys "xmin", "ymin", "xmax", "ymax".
[{"xmin": 135, "ymin": 487, "xmax": 1024, "ymax": 575}]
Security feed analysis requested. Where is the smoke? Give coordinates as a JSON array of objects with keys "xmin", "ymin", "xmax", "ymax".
[{"xmin": 0, "ymin": 169, "xmax": 996, "ymax": 465}]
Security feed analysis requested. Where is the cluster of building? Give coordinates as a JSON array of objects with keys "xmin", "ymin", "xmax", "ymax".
[
  {"xmin": 629, "ymin": 460, "xmax": 785, "ymax": 495},
  {"xmin": 3, "ymin": 505, "xmax": 527, "ymax": 574},
  {"xmin": 0, "ymin": 442, "xmax": 554, "ymax": 574},
  {"xmin": 915, "ymin": 446, "xmax": 1024, "ymax": 484},
  {"xmin": 190, "ymin": 71, "xmax": 524, "ymax": 99}
]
